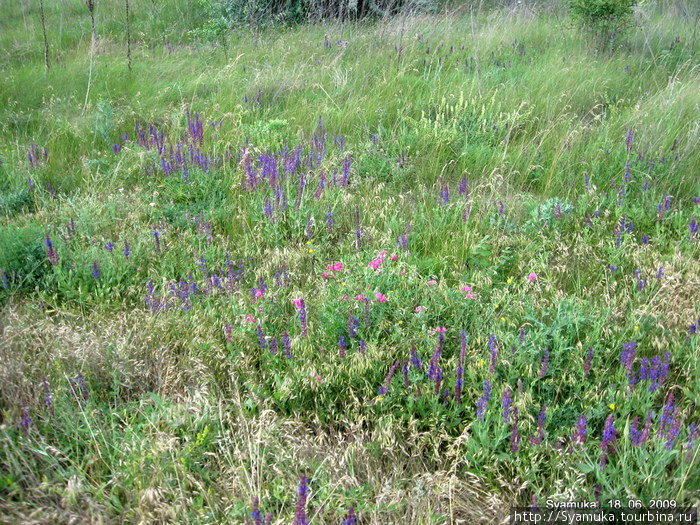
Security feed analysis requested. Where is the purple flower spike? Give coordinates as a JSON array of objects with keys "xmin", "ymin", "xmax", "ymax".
[
  {"xmin": 378, "ymin": 360, "xmax": 400, "ymax": 395},
  {"xmin": 45, "ymin": 235, "xmax": 59, "ymax": 265},
  {"xmin": 250, "ymin": 497, "xmax": 263, "ymax": 525},
  {"xmin": 501, "ymin": 387, "xmax": 513, "ymax": 423},
  {"xmin": 294, "ymin": 476, "xmax": 309, "ymax": 525},
  {"xmin": 600, "ymin": 414, "xmax": 618, "ymax": 467},
  {"xmin": 488, "ymin": 334, "xmax": 498, "ymax": 374},
  {"xmin": 19, "ymin": 402, "xmax": 31, "ymax": 434},
  {"xmin": 282, "ymin": 331, "xmax": 293, "ymax": 359},
  {"xmin": 343, "ymin": 506, "xmax": 357, "ymax": 525},
  {"xmin": 530, "ymin": 404, "xmax": 547, "ymax": 445},
  {"xmin": 292, "ymin": 298, "xmax": 308, "ymax": 338}
]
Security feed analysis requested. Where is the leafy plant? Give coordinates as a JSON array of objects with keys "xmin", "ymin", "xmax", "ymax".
[{"xmin": 568, "ymin": 0, "xmax": 637, "ymax": 50}]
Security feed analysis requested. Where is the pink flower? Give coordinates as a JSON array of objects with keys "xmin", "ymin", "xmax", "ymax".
[
  {"xmin": 375, "ymin": 292, "xmax": 387, "ymax": 303},
  {"xmin": 315, "ymin": 375, "xmax": 322, "ymax": 381},
  {"xmin": 427, "ymin": 280, "xmax": 437, "ymax": 286},
  {"xmin": 354, "ymin": 294, "xmax": 367, "ymax": 302},
  {"xmin": 253, "ymin": 288, "xmax": 264, "ymax": 298},
  {"xmin": 414, "ymin": 306, "xmax": 423, "ymax": 313},
  {"xmin": 399, "ymin": 269, "xmax": 407, "ymax": 275},
  {"xmin": 379, "ymin": 250, "xmax": 388, "ymax": 259},
  {"xmin": 292, "ymin": 298, "xmax": 304, "ymax": 309},
  {"xmin": 390, "ymin": 253, "xmax": 398, "ymax": 261},
  {"xmin": 339, "ymin": 295, "xmax": 350, "ymax": 301},
  {"xmin": 528, "ymin": 272, "xmax": 538, "ymax": 283},
  {"xmin": 242, "ymin": 314, "xmax": 258, "ymax": 323},
  {"xmin": 326, "ymin": 262, "xmax": 344, "ymax": 272},
  {"xmin": 321, "ymin": 271, "xmax": 331, "ymax": 279},
  {"xmin": 460, "ymin": 285, "xmax": 476, "ymax": 299},
  {"xmin": 434, "ymin": 327, "xmax": 447, "ymax": 333},
  {"xmin": 369, "ymin": 258, "xmax": 382, "ymax": 270}
]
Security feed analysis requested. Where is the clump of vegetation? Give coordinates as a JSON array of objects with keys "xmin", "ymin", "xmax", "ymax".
[{"xmin": 568, "ymin": 0, "xmax": 638, "ymax": 50}]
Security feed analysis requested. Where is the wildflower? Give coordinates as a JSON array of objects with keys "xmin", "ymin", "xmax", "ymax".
[
  {"xmin": 527, "ymin": 272, "xmax": 538, "ymax": 283},
  {"xmin": 45, "ymin": 235, "xmax": 59, "ymax": 265},
  {"xmin": 530, "ymin": 405, "xmax": 547, "ymax": 445},
  {"xmin": 282, "ymin": 331, "xmax": 293, "ymax": 359},
  {"xmin": 91, "ymin": 261, "xmax": 100, "ymax": 280},
  {"xmin": 358, "ymin": 340, "xmax": 367, "ymax": 356},
  {"xmin": 414, "ymin": 306, "xmax": 423, "ymax": 313},
  {"xmin": 573, "ymin": 414, "xmax": 587, "ymax": 445},
  {"xmin": 224, "ymin": 324, "xmax": 232, "ymax": 343},
  {"xmin": 326, "ymin": 262, "xmax": 343, "ymax": 272},
  {"xmin": 409, "ymin": 344, "xmax": 422, "ymax": 370},
  {"xmin": 488, "ymin": 334, "xmax": 498, "ymax": 374},
  {"xmin": 501, "ymin": 387, "xmax": 513, "ymax": 423},
  {"xmin": 600, "ymin": 414, "xmax": 618, "ymax": 467},
  {"xmin": 293, "ymin": 298, "xmax": 308, "ymax": 337},
  {"xmin": 378, "ymin": 360, "xmax": 400, "ymax": 395},
  {"xmin": 339, "ymin": 336, "xmax": 347, "ymax": 358},
  {"xmin": 375, "ymin": 292, "xmax": 388, "ymax": 303},
  {"xmin": 105, "ymin": 241, "xmax": 114, "ymax": 252},
  {"xmin": 476, "ymin": 380, "xmax": 492, "ymax": 421},
  {"xmin": 294, "ymin": 476, "xmax": 309, "ymax": 525},
  {"xmin": 256, "ymin": 325, "xmax": 267, "ymax": 350},
  {"xmin": 660, "ymin": 393, "xmax": 678, "ymax": 442},
  {"xmin": 427, "ymin": 279, "xmax": 437, "ymax": 286},
  {"xmin": 19, "ymin": 403, "xmax": 31, "ymax": 434},
  {"xmin": 343, "ymin": 506, "xmax": 357, "ymax": 525},
  {"xmin": 153, "ymin": 229, "xmax": 162, "ymax": 254},
  {"xmin": 250, "ymin": 497, "xmax": 263, "ymax": 525},
  {"xmin": 460, "ymin": 285, "xmax": 475, "ymax": 299},
  {"xmin": 620, "ymin": 341, "xmax": 636, "ymax": 376},
  {"xmin": 123, "ymin": 240, "xmax": 131, "ymax": 259}
]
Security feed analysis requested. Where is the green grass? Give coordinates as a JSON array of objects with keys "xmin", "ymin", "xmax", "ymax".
[{"xmin": 1, "ymin": 0, "xmax": 699, "ymax": 523}]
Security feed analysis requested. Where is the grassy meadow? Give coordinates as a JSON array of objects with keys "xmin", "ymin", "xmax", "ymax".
[{"xmin": 0, "ymin": 0, "xmax": 699, "ymax": 523}]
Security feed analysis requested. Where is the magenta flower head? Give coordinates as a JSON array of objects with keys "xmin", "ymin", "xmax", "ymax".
[
  {"xmin": 375, "ymin": 292, "xmax": 387, "ymax": 303},
  {"xmin": 528, "ymin": 272, "xmax": 538, "ymax": 283}
]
